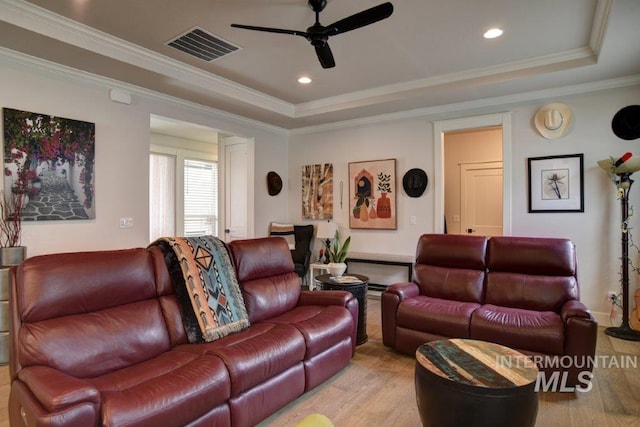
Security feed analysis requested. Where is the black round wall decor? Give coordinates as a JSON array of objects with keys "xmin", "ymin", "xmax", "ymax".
[{"xmin": 402, "ymin": 168, "xmax": 428, "ymax": 197}]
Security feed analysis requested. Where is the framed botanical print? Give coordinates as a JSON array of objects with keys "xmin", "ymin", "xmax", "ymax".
[
  {"xmin": 528, "ymin": 154, "xmax": 584, "ymax": 213},
  {"xmin": 348, "ymin": 158, "xmax": 397, "ymax": 229}
]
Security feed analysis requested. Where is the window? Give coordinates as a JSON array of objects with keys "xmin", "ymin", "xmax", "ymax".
[
  {"xmin": 150, "ymin": 153, "xmax": 176, "ymax": 241},
  {"xmin": 150, "ymin": 148, "xmax": 218, "ymax": 241},
  {"xmin": 184, "ymin": 159, "xmax": 218, "ymax": 237}
]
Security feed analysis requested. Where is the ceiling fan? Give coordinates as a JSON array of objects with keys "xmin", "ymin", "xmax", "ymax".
[{"xmin": 231, "ymin": 1, "xmax": 394, "ymax": 69}]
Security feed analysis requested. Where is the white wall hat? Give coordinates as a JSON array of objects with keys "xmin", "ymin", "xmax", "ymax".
[{"xmin": 534, "ymin": 103, "xmax": 573, "ymax": 139}]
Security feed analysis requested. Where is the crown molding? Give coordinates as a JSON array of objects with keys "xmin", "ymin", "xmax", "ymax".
[
  {"xmin": 0, "ymin": 0, "xmax": 295, "ymax": 117},
  {"xmin": 0, "ymin": 47, "xmax": 289, "ymax": 135},
  {"xmin": 293, "ymin": 47, "xmax": 597, "ymax": 118},
  {"xmin": 290, "ymin": 74, "xmax": 640, "ymax": 135},
  {"xmin": 590, "ymin": 0, "xmax": 614, "ymax": 56},
  {"xmin": 4, "ymin": 39, "xmax": 637, "ymax": 139},
  {"xmin": 293, "ymin": 0, "xmax": 613, "ymax": 117},
  {"xmin": 1, "ymin": 0, "xmax": 624, "ymax": 136},
  {"xmin": 0, "ymin": 0, "xmax": 614, "ymax": 124}
]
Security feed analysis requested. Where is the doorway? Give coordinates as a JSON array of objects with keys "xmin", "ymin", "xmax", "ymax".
[
  {"xmin": 460, "ymin": 161, "xmax": 503, "ymax": 236},
  {"xmin": 433, "ymin": 113, "xmax": 512, "ymax": 235},
  {"xmin": 149, "ymin": 115, "xmax": 254, "ymax": 242}
]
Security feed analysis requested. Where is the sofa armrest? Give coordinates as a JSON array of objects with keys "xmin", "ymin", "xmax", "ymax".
[
  {"xmin": 381, "ymin": 282, "xmax": 420, "ymax": 348},
  {"xmin": 386, "ymin": 282, "xmax": 420, "ymax": 300},
  {"xmin": 560, "ymin": 300, "xmax": 598, "ymax": 386},
  {"xmin": 560, "ymin": 299, "xmax": 593, "ymax": 323},
  {"xmin": 10, "ymin": 366, "xmax": 101, "ymax": 426},
  {"xmin": 299, "ymin": 290, "xmax": 359, "ymax": 355},
  {"xmin": 298, "ymin": 290, "xmax": 353, "ymax": 307},
  {"xmin": 18, "ymin": 366, "xmax": 101, "ymax": 413}
]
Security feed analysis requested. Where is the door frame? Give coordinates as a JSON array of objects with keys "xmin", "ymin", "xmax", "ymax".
[{"xmin": 433, "ymin": 112, "xmax": 512, "ymax": 234}]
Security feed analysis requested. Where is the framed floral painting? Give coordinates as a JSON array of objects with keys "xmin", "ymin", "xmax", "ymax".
[
  {"xmin": 3, "ymin": 108, "xmax": 96, "ymax": 220},
  {"xmin": 527, "ymin": 153, "xmax": 584, "ymax": 213},
  {"xmin": 348, "ymin": 158, "xmax": 397, "ymax": 229}
]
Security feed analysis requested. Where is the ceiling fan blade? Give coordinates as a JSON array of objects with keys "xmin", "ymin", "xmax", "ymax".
[
  {"xmin": 315, "ymin": 43, "xmax": 335, "ymax": 69},
  {"xmin": 324, "ymin": 2, "xmax": 393, "ymax": 36},
  {"xmin": 231, "ymin": 23, "xmax": 307, "ymax": 37}
]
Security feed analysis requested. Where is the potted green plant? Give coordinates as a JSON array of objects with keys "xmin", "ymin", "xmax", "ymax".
[{"xmin": 328, "ymin": 230, "xmax": 351, "ymax": 277}]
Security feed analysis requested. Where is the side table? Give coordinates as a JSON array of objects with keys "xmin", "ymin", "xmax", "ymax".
[
  {"xmin": 315, "ymin": 273, "xmax": 368, "ymax": 345},
  {"xmin": 308, "ymin": 263, "xmax": 330, "ymax": 290}
]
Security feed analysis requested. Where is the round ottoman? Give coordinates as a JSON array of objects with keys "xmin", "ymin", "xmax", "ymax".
[{"xmin": 415, "ymin": 339, "xmax": 539, "ymax": 427}]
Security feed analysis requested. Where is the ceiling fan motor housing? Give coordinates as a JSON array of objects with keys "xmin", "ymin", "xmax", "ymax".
[{"xmin": 309, "ymin": 0, "xmax": 328, "ymax": 13}]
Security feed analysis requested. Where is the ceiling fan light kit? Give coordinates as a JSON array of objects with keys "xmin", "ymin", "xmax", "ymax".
[{"xmin": 231, "ymin": 1, "xmax": 394, "ymax": 69}]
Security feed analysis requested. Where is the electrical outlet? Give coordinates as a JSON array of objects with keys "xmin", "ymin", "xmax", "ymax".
[{"xmin": 608, "ymin": 291, "xmax": 617, "ymax": 304}]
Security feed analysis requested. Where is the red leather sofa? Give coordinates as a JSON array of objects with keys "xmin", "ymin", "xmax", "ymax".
[
  {"xmin": 8, "ymin": 237, "xmax": 358, "ymax": 426},
  {"xmin": 382, "ymin": 234, "xmax": 597, "ymax": 387}
]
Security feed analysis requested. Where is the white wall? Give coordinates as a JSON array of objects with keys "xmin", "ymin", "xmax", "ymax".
[
  {"xmin": 290, "ymin": 85, "xmax": 640, "ymax": 322},
  {"xmin": 4, "ymin": 48, "xmax": 640, "ymax": 323},
  {"xmin": 0, "ymin": 52, "xmax": 289, "ymax": 256},
  {"xmin": 289, "ymin": 118, "xmax": 433, "ymax": 257}
]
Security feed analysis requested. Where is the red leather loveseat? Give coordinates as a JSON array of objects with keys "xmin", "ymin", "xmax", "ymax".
[
  {"xmin": 8, "ymin": 237, "xmax": 358, "ymax": 426},
  {"xmin": 382, "ymin": 234, "xmax": 597, "ymax": 387}
]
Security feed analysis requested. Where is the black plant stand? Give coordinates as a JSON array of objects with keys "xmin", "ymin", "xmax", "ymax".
[{"xmin": 605, "ymin": 172, "xmax": 640, "ymax": 341}]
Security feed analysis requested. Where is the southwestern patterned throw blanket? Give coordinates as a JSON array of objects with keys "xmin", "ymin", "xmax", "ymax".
[{"xmin": 150, "ymin": 236, "xmax": 249, "ymax": 343}]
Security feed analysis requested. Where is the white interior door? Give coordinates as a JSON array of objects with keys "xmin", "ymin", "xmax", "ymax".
[
  {"xmin": 224, "ymin": 141, "xmax": 248, "ymax": 241},
  {"xmin": 461, "ymin": 162, "xmax": 503, "ymax": 236}
]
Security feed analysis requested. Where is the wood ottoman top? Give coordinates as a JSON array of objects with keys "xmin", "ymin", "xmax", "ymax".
[{"xmin": 416, "ymin": 338, "xmax": 539, "ymax": 388}]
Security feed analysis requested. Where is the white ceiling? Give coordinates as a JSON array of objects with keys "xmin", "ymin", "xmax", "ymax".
[{"xmin": 1, "ymin": 0, "xmax": 639, "ymax": 131}]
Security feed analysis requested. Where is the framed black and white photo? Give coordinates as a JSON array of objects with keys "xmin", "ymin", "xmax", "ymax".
[{"xmin": 528, "ymin": 154, "xmax": 584, "ymax": 213}]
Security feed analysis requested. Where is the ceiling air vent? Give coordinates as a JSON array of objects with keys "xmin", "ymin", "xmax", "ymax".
[{"xmin": 167, "ymin": 27, "xmax": 240, "ymax": 62}]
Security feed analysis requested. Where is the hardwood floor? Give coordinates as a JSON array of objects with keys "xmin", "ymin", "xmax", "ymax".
[{"xmin": 1, "ymin": 298, "xmax": 639, "ymax": 427}]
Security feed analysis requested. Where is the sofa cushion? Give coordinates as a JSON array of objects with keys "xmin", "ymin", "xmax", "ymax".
[
  {"xmin": 14, "ymin": 249, "xmax": 176, "ymax": 378},
  {"xmin": 180, "ymin": 322, "xmax": 306, "ymax": 396},
  {"xmin": 266, "ymin": 305, "xmax": 354, "ymax": 358},
  {"xmin": 87, "ymin": 351, "xmax": 230, "ymax": 427},
  {"xmin": 19, "ymin": 300, "xmax": 173, "ymax": 379},
  {"xmin": 16, "ymin": 248, "xmax": 160, "ymax": 322},
  {"xmin": 416, "ymin": 234, "xmax": 488, "ymax": 270},
  {"xmin": 414, "ymin": 265, "xmax": 485, "ymax": 303},
  {"xmin": 414, "ymin": 234, "xmax": 487, "ymax": 303},
  {"xmin": 397, "ymin": 296, "xmax": 480, "ymax": 338},
  {"xmin": 471, "ymin": 304, "xmax": 564, "ymax": 355},
  {"xmin": 485, "ymin": 272, "xmax": 578, "ymax": 312},
  {"xmin": 228, "ymin": 237, "xmax": 301, "ymax": 322},
  {"xmin": 487, "ymin": 236, "xmax": 576, "ymax": 276},
  {"xmin": 486, "ymin": 236, "xmax": 578, "ymax": 312}
]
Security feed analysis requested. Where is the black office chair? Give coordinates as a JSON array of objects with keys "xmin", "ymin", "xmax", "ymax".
[{"xmin": 290, "ymin": 225, "xmax": 314, "ymax": 285}]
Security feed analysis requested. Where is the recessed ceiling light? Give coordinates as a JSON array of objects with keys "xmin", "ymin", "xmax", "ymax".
[
  {"xmin": 298, "ymin": 76, "xmax": 312, "ymax": 84},
  {"xmin": 483, "ymin": 28, "xmax": 503, "ymax": 39}
]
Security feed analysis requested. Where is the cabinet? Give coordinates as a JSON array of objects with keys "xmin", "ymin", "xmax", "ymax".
[{"xmin": 0, "ymin": 246, "xmax": 26, "ymax": 364}]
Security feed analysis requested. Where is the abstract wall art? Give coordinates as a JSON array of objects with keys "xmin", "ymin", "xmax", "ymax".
[
  {"xmin": 302, "ymin": 163, "xmax": 333, "ymax": 219},
  {"xmin": 348, "ymin": 158, "xmax": 397, "ymax": 229}
]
